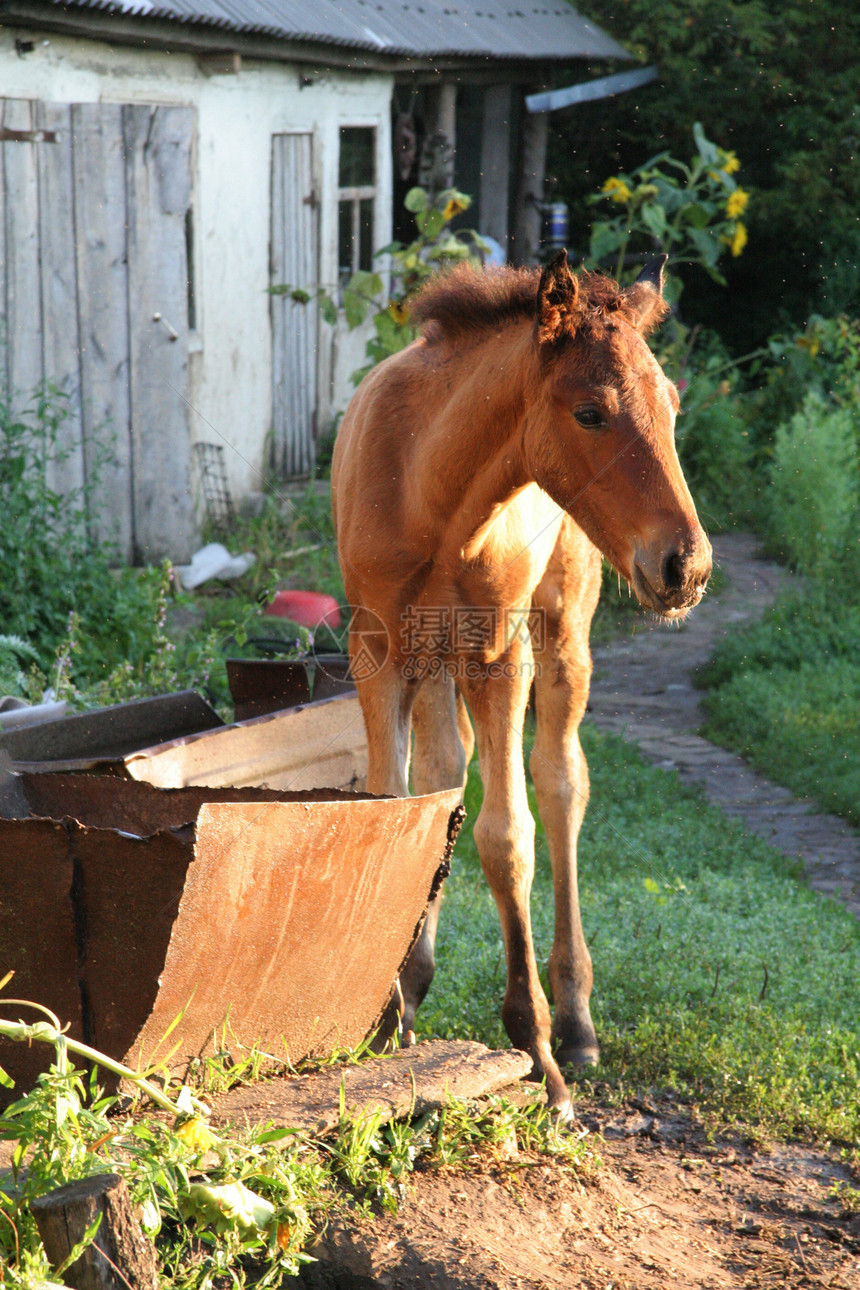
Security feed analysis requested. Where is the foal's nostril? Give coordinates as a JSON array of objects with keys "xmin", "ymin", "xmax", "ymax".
[{"xmin": 662, "ymin": 550, "xmax": 685, "ymax": 591}]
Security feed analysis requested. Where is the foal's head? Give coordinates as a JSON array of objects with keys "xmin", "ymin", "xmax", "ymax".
[{"xmin": 524, "ymin": 251, "xmax": 711, "ymax": 618}]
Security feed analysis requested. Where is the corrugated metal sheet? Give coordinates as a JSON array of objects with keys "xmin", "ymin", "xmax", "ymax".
[{"xmin": 38, "ymin": 0, "xmax": 632, "ymax": 61}]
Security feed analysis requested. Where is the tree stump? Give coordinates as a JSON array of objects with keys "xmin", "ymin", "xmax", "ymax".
[{"xmin": 31, "ymin": 1172, "xmax": 158, "ymax": 1290}]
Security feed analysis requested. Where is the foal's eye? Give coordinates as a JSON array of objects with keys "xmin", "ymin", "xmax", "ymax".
[{"xmin": 573, "ymin": 405, "xmax": 606, "ymax": 430}]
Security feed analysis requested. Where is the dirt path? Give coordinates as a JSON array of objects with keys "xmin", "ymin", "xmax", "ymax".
[
  {"xmin": 587, "ymin": 530, "xmax": 860, "ymax": 921},
  {"xmin": 301, "ymin": 1089, "xmax": 860, "ymax": 1290}
]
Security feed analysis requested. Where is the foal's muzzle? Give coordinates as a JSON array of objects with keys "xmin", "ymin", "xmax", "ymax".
[{"xmin": 632, "ymin": 538, "xmax": 712, "ymax": 618}]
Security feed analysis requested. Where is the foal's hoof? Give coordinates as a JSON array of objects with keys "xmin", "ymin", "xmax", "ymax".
[
  {"xmin": 548, "ymin": 1092, "xmax": 575, "ymax": 1124},
  {"xmin": 555, "ymin": 1043, "xmax": 600, "ymax": 1071},
  {"xmin": 369, "ymin": 983, "xmax": 404, "ymax": 1053},
  {"xmin": 541, "ymin": 1065, "xmax": 576, "ymax": 1122}
]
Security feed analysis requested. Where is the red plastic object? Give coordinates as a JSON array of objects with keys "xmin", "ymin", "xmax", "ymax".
[{"xmin": 264, "ymin": 590, "xmax": 342, "ymax": 629}]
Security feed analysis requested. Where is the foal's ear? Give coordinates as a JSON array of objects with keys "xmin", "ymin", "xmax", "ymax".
[
  {"xmin": 537, "ymin": 249, "xmax": 583, "ymax": 346},
  {"xmin": 624, "ymin": 254, "xmax": 670, "ymax": 335}
]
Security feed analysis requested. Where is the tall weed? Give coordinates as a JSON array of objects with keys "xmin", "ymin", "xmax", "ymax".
[{"xmin": 767, "ymin": 392, "xmax": 859, "ymax": 582}]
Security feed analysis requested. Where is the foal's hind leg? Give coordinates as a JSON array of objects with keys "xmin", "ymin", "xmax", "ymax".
[
  {"xmin": 460, "ymin": 643, "xmax": 572, "ymax": 1116},
  {"xmin": 354, "ymin": 661, "xmax": 415, "ymax": 798},
  {"xmin": 397, "ymin": 673, "xmax": 471, "ymax": 1035},
  {"xmin": 351, "ymin": 659, "xmax": 420, "ymax": 1048},
  {"xmin": 530, "ymin": 531, "xmax": 602, "ymax": 1067}
]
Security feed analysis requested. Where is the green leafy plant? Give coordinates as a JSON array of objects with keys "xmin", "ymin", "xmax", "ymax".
[
  {"xmin": 757, "ymin": 312, "xmax": 860, "ymax": 431},
  {"xmin": 767, "ymin": 392, "xmax": 859, "ymax": 581},
  {"xmin": 0, "ymin": 387, "xmax": 188, "ymax": 703},
  {"xmin": 0, "ymin": 635, "xmax": 41, "ymax": 697},
  {"xmin": 587, "ymin": 123, "xmax": 750, "ymax": 294},
  {"xmin": 0, "ymin": 977, "xmax": 595, "ymax": 1288},
  {"xmin": 272, "ymin": 186, "xmax": 487, "ymax": 387}
]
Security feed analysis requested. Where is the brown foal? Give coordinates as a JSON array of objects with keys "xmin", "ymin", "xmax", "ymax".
[{"xmin": 331, "ymin": 251, "xmax": 711, "ymax": 1116}]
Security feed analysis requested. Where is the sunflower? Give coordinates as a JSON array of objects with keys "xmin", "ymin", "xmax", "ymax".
[
  {"xmin": 601, "ymin": 176, "xmax": 632, "ymax": 204},
  {"xmin": 388, "ymin": 299, "xmax": 409, "ymax": 324},
  {"xmin": 442, "ymin": 196, "xmax": 468, "ymax": 221},
  {"xmin": 725, "ymin": 189, "xmax": 749, "ymax": 219}
]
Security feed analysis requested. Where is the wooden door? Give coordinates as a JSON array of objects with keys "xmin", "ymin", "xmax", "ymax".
[
  {"xmin": 270, "ymin": 133, "xmax": 318, "ymax": 479},
  {"xmin": 0, "ymin": 99, "xmax": 195, "ymax": 562}
]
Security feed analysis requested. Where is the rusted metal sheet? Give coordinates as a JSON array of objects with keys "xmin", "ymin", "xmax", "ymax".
[
  {"xmin": 0, "ymin": 772, "xmax": 462, "ymax": 1098},
  {"xmin": 124, "ymin": 694, "xmax": 368, "ymax": 793},
  {"xmin": 0, "ymin": 691, "xmax": 223, "ymax": 772},
  {"xmin": 226, "ymin": 655, "xmax": 355, "ymax": 720},
  {"xmin": 128, "ymin": 791, "xmax": 462, "ymax": 1069},
  {"xmin": 0, "ymin": 689, "xmax": 367, "ymax": 795},
  {"xmin": 0, "ymin": 817, "xmax": 84, "ymax": 1093},
  {"xmin": 227, "ymin": 657, "xmax": 311, "ymax": 719}
]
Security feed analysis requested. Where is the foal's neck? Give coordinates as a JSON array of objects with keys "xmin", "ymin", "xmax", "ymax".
[{"xmin": 412, "ymin": 323, "xmax": 537, "ymax": 548}]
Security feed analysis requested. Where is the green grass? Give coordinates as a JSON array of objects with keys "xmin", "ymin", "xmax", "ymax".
[
  {"xmin": 698, "ymin": 592, "xmax": 860, "ymax": 826},
  {"xmin": 419, "ymin": 724, "xmax": 860, "ymax": 1146},
  {"xmin": 701, "ymin": 660, "xmax": 860, "ymax": 825}
]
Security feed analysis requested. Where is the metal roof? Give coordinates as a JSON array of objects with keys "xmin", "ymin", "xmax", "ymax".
[{"xmin": 34, "ymin": 0, "xmax": 632, "ymax": 61}]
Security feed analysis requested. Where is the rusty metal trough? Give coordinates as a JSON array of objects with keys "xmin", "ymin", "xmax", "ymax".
[{"xmin": 0, "ymin": 693, "xmax": 463, "ymax": 1101}]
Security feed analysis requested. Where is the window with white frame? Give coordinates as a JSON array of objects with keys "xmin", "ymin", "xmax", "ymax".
[{"xmin": 338, "ymin": 126, "xmax": 376, "ymax": 284}]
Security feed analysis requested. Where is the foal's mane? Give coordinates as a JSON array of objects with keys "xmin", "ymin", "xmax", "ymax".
[{"xmin": 410, "ymin": 262, "xmax": 639, "ymax": 342}]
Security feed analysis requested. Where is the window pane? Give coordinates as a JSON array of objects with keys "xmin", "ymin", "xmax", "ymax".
[
  {"xmin": 339, "ymin": 127, "xmax": 375, "ymax": 187},
  {"xmin": 359, "ymin": 198, "xmax": 374, "ymax": 272},
  {"xmin": 338, "ymin": 199, "xmax": 354, "ymax": 282}
]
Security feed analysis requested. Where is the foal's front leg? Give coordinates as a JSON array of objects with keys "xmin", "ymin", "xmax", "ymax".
[
  {"xmin": 531, "ymin": 536, "xmax": 601, "ymax": 1067},
  {"xmin": 460, "ymin": 645, "xmax": 572, "ymax": 1116}
]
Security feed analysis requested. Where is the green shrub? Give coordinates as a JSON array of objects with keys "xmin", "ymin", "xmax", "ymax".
[
  {"xmin": 767, "ymin": 392, "xmax": 859, "ymax": 581},
  {"xmin": 670, "ymin": 335, "xmax": 758, "ymax": 529},
  {"xmin": 697, "ymin": 593, "xmax": 860, "ymax": 690},
  {"xmin": 0, "ymin": 386, "xmax": 184, "ymax": 700}
]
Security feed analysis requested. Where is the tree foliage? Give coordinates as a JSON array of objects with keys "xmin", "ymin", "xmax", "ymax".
[{"xmin": 552, "ymin": 0, "xmax": 860, "ymax": 349}]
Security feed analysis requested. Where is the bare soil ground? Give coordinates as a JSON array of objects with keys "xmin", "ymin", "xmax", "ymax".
[{"xmin": 302, "ymin": 1094, "xmax": 860, "ymax": 1289}]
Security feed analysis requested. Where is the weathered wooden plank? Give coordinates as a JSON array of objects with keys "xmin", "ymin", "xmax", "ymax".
[
  {"xmin": 210, "ymin": 1040, "xmax": 533, "ymax": 1135},
  {"xmin": 270, "ymin": 133, "xmax": 317, "ymax": 479},
  {"xmin": 71, "ymin": 102, "xmax": 134, "ymax": 558},
  {"xmin": 270, "ymin": 132, "xmax": 286, "ymax": 476},
  {"xmin": 124, "ymin": 103, "xmax": 195, "ymax": 562},
  {"xmin": 36, "ymin": 101, "xmax": 86, "ymax": 503},
  {"xmin": 2, "ymin": 99, "xmax": 42, "ymax": 413},
  {"xmin": 479, "ymin": 85, "xmax": 511, "ymax": 250},
  {"xmin": 0, "ymin": 106, "xmax": 5, "ymax": 403},
  {"xmin": 511, "ymin": 97, "xmax": 548, "ymax": 266},
  {"xmin": 295, "ymin": 134, "xmax": 317, "ymax": 477}
]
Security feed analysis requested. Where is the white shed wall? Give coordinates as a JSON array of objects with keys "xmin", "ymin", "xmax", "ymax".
[{"xmin": 0, "ymin": 28, "xmax": 393, "ymax": 497}]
